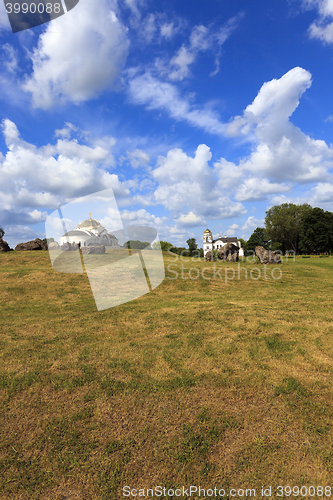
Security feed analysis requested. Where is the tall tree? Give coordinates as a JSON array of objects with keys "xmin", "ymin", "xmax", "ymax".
[
  {"xmin": 265, "ymin": 203, "xmax": 312, "ymax": 254},
  {"xmin": 246, "ymin": 228, "xmax": 269, "ymax": 254},
  {"xmin": 299, "ymin": 207, "xmax": 333, "ymax": 254},
  {"xmin": 186, "ymin": 238, "xmax": 197, "ymax": 256},
  {"xmin": 155, "ymin": 241, "xmax": 174, "ymax": 252}
]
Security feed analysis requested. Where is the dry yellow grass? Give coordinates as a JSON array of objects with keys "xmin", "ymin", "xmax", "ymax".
[{"xmin": 1, "ymin": 251, "xmax": 333, "ymax": 499}]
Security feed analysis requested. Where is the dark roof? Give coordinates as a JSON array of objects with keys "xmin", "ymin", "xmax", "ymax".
[{"xmin": 213, "ymin": 237, "xmax": 238, "ymax": 243}]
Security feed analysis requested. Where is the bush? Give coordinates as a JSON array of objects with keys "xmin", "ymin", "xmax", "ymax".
[{"xmin": 124, "ymin": 240, "xmax": 151, "ymax": 250}]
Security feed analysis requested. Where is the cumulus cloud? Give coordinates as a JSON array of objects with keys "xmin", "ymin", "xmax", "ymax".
[
  {"xmin": 120, "ymin": 208, "xmax": 168, "ymax": 227},
  {"xmin": 22, "ymin": 0, "xmax": 129, "ymax": 108},
  {"xmin": 151, "ymin": 144, "xmax": 246, "ymax": 221},
  {"xmin": 307, "ymin": 182, "xmax": 333, "ymax": 210},
  {"xmin": 175, "ymin": 212, "xmax": 206, "ymax": 227},
  {"xmin": 0, "ymin": 119, "xmax": 129, "ymax": 225},
  {"xmin": 223, "ymin": 67, "xmax": 333, "ymax": 201},
  {"xmin": 227, "ymin": 67, "xmax": 312, "ymax": 137},
  {"xmin": 235, "ymin": 178, "xmax": 291, "ymax": 202}
]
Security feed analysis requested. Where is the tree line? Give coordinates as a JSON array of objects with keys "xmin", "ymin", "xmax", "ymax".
[
  {"xmin": 243, "ymin": 203, "xmax": 333, "ymax": 255},
  {"xmin": 153, "ymin": 238, "xmax": 203, "ymax": 257},
  {"xmin": 2, "ymin": 203, "xmax": 331, "ymax": 256},
  {"xmin": 124, "ymin": 238, "xmax": 203, "ymax": 256}
]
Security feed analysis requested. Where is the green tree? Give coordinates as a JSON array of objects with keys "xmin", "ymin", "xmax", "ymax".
[
  {"xmin": 265, "ymin": 203, "xmax": 312, "ymax": 254},
  {"xmin": 156, "ymin": 241, "xmax": 174, "ymax": 252},
  {"xmin": 186, "ymin": 238, "xmax": 197, "ymax": 256},
  {"xmin": 176, "ymin": 247, "xmax": 189, "ymax": 257},
  {"xmin": 299, "ymin": 207, "xmax": 333, "ymax": 254},
  {"xmin": 246, "ymin": 228, "xmax": 269, "ymax": 254},
  {"xmin": 123, "ymin": 240, "xmax": 151, "ymax": 250},
  {"xmin": 0, "ymin": 226, "xmax": 4, "ymax": 239}
]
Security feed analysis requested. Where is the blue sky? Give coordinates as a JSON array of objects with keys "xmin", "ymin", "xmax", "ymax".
[{"xmin": 1, "ymin": 0, "xmax": 333, "ymax": 248}]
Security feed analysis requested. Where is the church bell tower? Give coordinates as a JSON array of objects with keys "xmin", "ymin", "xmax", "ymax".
[{"xmin": 203, "ymin": 226, "xmax": 213, "ymax": 257}]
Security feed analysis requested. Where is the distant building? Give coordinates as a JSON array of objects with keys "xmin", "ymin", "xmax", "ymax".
[
  {"xmin": 203, "ymin": 226, "xmax": 244, "ymax": 257},
  {"xmin": 60, "ymin": 213, "xmax": 121, "ymax": 248}
]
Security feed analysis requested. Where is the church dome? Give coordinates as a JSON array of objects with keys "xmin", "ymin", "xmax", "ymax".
[
  {"xmin": 204, "ymin": 226, "xmax": 212, "ymax": 233},
  {"xmin": 77, "ymin": 214, "xmax": 104, "ymax": 230}
]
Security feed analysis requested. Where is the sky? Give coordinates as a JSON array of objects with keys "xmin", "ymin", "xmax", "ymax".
[{"xmin": 1, "ymin": 0, "xmax": 333, "ymax": 249}]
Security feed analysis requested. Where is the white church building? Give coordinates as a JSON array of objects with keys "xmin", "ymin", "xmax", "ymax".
[
  {"xmin": 60, "ymin": 213, "xmax": 121, "ymax": 248},
  {"xmin": 203, "ymin": 226, "xmax": 244, "ymax": 257}
]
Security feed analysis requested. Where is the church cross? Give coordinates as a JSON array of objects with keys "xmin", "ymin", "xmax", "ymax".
[{"xmin": 89, "ymin": 212, "xmax": 92, "ymax": 219}]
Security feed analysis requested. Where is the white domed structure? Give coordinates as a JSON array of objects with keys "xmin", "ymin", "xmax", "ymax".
[{"xmin": 60, "ymin": 213, "xmax": 121, "ymax": 248}]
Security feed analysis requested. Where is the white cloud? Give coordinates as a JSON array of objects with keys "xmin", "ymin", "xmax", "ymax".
[
  {"xmin": 128, "ymin": 72, "xmax": 226, "ymax": 136},
  {"xmin": 228, "ymin": 67, "xmax": 312, "ymax": 137},
  {"xmin": 127, "ymin": 149, "xmax": 150, "ymax": 168},
  {"xmin": 235, "ymin": 178, "xmax": 291, "ymax": 202},
  {"xmin": 214, "ymin": 158, "xmax": 243, "ymax": 189},
  {"xmin": 22, "ymin": 0, "xmax": 129, "ymax": 108},
  {"xmin": 28, "ymin": 209, "xmax": 49, "ymax": 222},
  {"xmin": 241, "ymin": 216, "xmax": 265, "ymax": 232},
  {"xmin": 124, "ymin": 0, "xmax": 143, "ymax": 19},
  {"xmin": 1, "ymin": 44, "xmax": 19, "ymax": 74},
  {"xmin": 140, "ymin": 13, "xmax": 157, "ymax": 43},
  {"xmin": 175, "ymin": 212, "xmax": 205, "ymax": 227},
  {"xmin": 151, "ymin": 144, "xmax": 246, "ymax": 221},
  {"xmin": 307, "ymin": 182, "xmax": 333, "ymax": 210},
  {"xmin": 0, "ymin": 1, "xmax": 11, "ymax": 31},
  {"xmin": 54, "ymin": 122, "xmax": 79, "ymax": 139},
  {"xmin": 0, "ymin": 119, "xmax": 129, "ymax": 224},
  {"xmin": 225, "ymin": 223, "xmax": 239, "ymax": 236},
  {"xmin": 120, "ymin": 208, "xmax": 168, "ymax": 227},
  {"xmin": 224, "ymin": 67, "xmax": 333, "ymax": 196},
  {"xmin": 169, "ymin": 45, "xmax": 196, "ymax": 80},
  {"xmin": 302, "ymin": 0, "xmax": 333, "ymax": 43},
  {"xmin": 160, "ymin": 22, "xmax": 175, "ymax": 39},
  {"xmin": 168, "ymin": 16, "xmax": 241, "ymax": 81}
]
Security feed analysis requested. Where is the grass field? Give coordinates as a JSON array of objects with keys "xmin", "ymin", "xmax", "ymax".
[{"xmin": 1, "ymin": 250, "xmax": 333, "ymax": 499}]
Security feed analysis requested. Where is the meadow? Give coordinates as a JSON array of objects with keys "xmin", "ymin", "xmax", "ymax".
[{"xmin": 1, "ymin": 250, "xmax": 333, "ymax": 499}]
